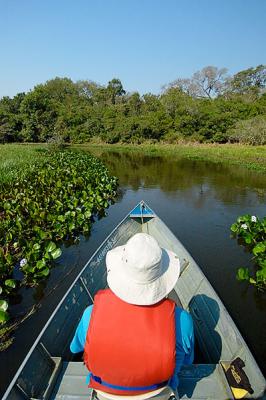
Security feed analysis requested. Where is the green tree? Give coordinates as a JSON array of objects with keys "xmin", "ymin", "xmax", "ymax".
[
  {"xmin": 228, "ymin": 65, "xmax": 266, "ymax": 95},
  {"xmin": 107, "ymin": 78, "xmax": 125, "ymax": 105},
  {"xmin": 0, "ymin": 93, "xmax": 25, "ymax": 143},
  {"xmin": 19, "ymin": 78, "xmax": 79, "ymax": 142},
  {"xmin": 1, "ymin": 66, "xmax": 266, "ymax": 145}
]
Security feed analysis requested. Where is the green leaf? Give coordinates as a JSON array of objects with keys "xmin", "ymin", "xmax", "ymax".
[
  {"xmin": 33, "ymin": 243, "xmax": 41, "ymax": 251},
  {"xmin": 6, "ymin": 232, "xmax": 12, "ymax": 241},
  {"xmin": 249, "ymin": 278, "xmax": 256, "ymax": 284},
  {"xmin": 257, "ymin": 258, "xmax": 266, "ymax": 269},
  {"xmin": 244, "ymin": 233, "xmax": 253, "ymax": 244},
  {"xmin": 5, "ymin": 254, "xmax": 13, "ymax": 265},
  {"xmin": 256, "ymin": 268, "xmax": 266, "ymax": 282},
  {"xmin": 253, "ymin": 242, "xmax": 266, "ymax": 256},
  {"xmin": 36, "ymin": 259, "xmax": 46, "ymax": 269},
  {"xmin": 51, "ymin": 248, "xmax": 62, "ymax": 259},
  {"xmin": 41, "ymin": 267, "xmax": 50, "ymax": 276},
  {"xmin": 5, "ymin": 279, "xmax": 16, "ymax": 289},
  {"xmin": 85, "ymin": 211, "xmax": 91, "ymax": 218},
  {"xmin": 25, "ymin": 265, "xmax": 35, "ymax": 273},
  {"xmin": 46, "ymin": 241, "xmax": 56, "ymax": 253},
  {"xmin": 38, "ymin": 230, "xmax": 46, "ymax": 240},
  {"xmin": 237, "ymin": 215, "xmax": 250, "ymax": 224},
  {"xmin": 0, "ymin": 300, "xmax": 8, "ymax": 312},
  {"xmin": 236, "ymin": 267, "xmax": 249, "ymax": 281},
  {"xmin": 68, "ymin": 223, "xmax": 75, "ymax": 231},
  {"xmin": 4, "ymin": 202, "xmax": 11, "ymax": 210},
  {"xmin": 0, "ymin": 310, "xmax": 9, "ymax": 323}
]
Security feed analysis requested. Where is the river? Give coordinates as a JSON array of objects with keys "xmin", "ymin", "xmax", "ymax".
[
  {"xmin": 90, "ymin": 149, "xmax": 266, "ymax": 375},
  {"xmin": 0, "ymin": 148, "xmax": 265, "ymax": 396}
]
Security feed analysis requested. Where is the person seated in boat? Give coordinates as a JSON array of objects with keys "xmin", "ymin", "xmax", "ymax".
[{"xmin": 70, "ymin": 233, "xmax": 194, "ymax": 400}]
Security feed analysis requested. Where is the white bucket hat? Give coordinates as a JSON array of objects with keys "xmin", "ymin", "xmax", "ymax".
[{"xmin": 106, "ymin": 233, "xmax": 180, "ymax": 305}]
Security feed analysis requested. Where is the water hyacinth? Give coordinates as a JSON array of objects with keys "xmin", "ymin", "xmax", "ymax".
[
  {"xmin": 0, "ymin": 150, "xmax": 118, "ymax": 321},
  {"xmin": 231, "ymin": 214, "xmax": 266, "ymax": 290}
]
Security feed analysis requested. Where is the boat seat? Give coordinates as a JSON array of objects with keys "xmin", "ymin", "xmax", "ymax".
[{"xmin": 50, "ymin": 362, "xmax": 233, "ymax": 400}]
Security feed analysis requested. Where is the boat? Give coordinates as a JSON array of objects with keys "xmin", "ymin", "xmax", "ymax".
[{"xmin": 2, "ymin": 201, "xmax": 266, "ymax": 400}]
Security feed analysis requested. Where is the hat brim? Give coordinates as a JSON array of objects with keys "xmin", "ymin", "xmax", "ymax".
[{"xmin": 106, "ymin": 245, "xmax": 180, "ymax": 305}]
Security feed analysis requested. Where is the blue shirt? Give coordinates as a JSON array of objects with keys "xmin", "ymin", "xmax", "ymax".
[{"xmin": 70, "ymin": 305, "xmax": 194, "ymax": 391}]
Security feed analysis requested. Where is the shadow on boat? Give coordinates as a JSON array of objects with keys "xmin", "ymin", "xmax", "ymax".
[{"xmin": 178, "ymin": 294, "xmax": 222, "ymax": 399}]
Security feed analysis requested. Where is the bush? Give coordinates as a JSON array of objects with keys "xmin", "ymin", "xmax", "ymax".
[
  {"xmin": 46, "ymin": 132, "xmax": 67, "ymax": 150},
  {"xmin": 163, "ymin": 130, "xmax": 184, "ymax": 143},
  {"xmin": 100, "ymin": 131, "xmax": 120, "ymax": 144},
  {"xmin": 229, "ymin": 116, "xmax": 266, "ymax": 145},
  {"xmin": 211, "ymin": 132, "xmax": 229, "ymax": 143}
]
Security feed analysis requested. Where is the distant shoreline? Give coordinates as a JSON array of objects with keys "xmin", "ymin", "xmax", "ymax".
[
  {"xmin": 1, "ymin": 142, "xmax": 266, "ymax": 175},
  {"xmin": 74, "ymin": 142, "xmax": 266, "ymax": 173}
]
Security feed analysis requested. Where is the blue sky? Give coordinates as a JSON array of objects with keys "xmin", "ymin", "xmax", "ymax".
[{"xmin": 0, "ymin": 0, "xmax": 265, "ymax": 97}]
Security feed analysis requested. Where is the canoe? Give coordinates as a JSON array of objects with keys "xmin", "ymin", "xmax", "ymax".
[{"xmin": 2, "ymin": 201, "xmax": 266, "ymax": 400}]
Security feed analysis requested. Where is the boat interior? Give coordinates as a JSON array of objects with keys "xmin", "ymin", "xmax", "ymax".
[{"xmin": 4, "ymin": 205, "xmax": 266, "ymax": 399}]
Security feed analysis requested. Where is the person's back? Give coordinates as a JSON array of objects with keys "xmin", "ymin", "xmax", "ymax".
[{"xmin": 70, "ymin": 233, "xmax": 194, "ymax": 400}]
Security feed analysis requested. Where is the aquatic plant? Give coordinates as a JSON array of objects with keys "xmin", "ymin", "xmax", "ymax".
[
  {"xmin": 0, "ymin": 150, "xmax": 118, "ymax": 322},
  {"xmin": 231, "ymin": 215, "xmax": 266, "ymax": 290}
]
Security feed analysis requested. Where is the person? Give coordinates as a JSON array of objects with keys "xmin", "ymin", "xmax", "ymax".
[{"xmin": 70, "ymin": 233, "xmax": 194, "ymax": 400}]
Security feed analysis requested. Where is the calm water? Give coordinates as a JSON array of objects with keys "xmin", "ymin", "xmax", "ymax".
[
  {"xmin": 91, "ymin": 149, "xmax": 266, "ymax": 374},
  {"xmin": 1, "ymin": 149, "xmax": 266, "ymax": 396}
]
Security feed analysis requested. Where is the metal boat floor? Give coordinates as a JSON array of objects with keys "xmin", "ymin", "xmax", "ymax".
[{"xmin": 50, "ymin": 362, "xmax": 233, "ymax": 400}]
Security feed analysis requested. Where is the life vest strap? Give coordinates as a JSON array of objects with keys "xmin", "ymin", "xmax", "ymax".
[{"xmin": 91, "ymin": 374, "xmax": 168, "ymax": 391}]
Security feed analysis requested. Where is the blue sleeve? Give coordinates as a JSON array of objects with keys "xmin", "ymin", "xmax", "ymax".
[
  {"xmin": 169, "ymin": 307, "xmax": 194, "ymax": 391},
  {"xmin": 70, "ymin": 305, "xmax": 93, "ymax": 353}
]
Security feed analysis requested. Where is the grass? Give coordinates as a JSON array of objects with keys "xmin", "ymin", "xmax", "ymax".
[
  {"xmin": 76, "ymin": 142, "xmax": 266, "ymax": 173},
  {"xmin": 0, "ymin": 144, "xmax": 48, "ymax": 185}
]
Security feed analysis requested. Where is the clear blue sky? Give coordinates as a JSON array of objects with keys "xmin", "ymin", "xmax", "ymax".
[{"xmin": 0, "ymin": 0, "xmax": 265, "ymax": 97}]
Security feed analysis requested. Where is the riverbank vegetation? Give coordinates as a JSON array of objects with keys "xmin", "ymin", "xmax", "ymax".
[
  {"xmin": 0, "ymin": 65, "xmax": 266, "ymax": 145},
  {"xmin": 0, "ymin": 148, "xmax": 117, "ymax": 324}
]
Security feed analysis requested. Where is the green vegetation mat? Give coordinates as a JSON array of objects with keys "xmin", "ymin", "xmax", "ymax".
[{"xmin": 0, "ymin": 146, "xmax": 117, "ymax": 326}]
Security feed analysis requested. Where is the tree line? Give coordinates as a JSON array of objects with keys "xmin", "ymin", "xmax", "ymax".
[{"xmin": 0, "ymin": 65, "xmax": 265, "ymax": 145}]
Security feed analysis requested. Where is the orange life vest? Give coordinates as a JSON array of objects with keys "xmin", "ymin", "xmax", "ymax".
[{"xmin": 84, "ymin": 289, "xmax": 176, "ymax": 395}]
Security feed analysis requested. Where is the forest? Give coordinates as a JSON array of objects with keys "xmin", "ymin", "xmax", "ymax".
[{"xmin": 0, "ymin": 65, "xmax": 266, "ymax": 145}]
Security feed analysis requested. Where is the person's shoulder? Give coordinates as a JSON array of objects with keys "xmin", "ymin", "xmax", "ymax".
[
  {"xmin": 175, "ymin": 307, "xmax": 193, "ymax": 332},
  {"xmin": 94, "ymin": 288, "xmax": 111, "ymax": 302},
  {"xmin": 82, "ymin": 304, "xmax": 94, "ymax": 321}
]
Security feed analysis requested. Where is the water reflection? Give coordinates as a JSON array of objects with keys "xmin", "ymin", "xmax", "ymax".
[
  {"xmin": 88, "ymin": 148, "xmax": 266, "ymax": 376},
  {"xmin": 94, "ymin": 150, "xmax": 266, "ymax": 206}
]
